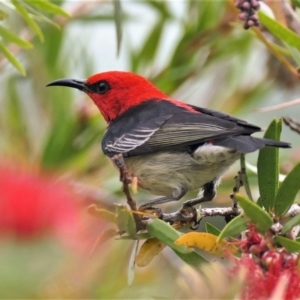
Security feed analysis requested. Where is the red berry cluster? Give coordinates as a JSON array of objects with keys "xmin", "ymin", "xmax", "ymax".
[{"xmin": 235, "ymin": 0, "xmax": 260, "ymax": 29}]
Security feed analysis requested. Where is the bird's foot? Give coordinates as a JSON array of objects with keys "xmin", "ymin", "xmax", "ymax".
[{"xmin": 183, "ymin": 181, "xmax": 216, "ymax": 207}]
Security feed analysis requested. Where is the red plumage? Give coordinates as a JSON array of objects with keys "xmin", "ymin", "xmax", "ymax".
[{"xmin": 86, "ymin": 71, "xmax": 196, "ymax": 122}]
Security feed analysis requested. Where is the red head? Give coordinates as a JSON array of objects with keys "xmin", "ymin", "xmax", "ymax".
[{"xmin": 47, "ymin": 71, "xmax": 168, "ymax": 123}]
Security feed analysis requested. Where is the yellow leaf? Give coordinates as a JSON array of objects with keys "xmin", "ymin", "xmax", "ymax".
[
  {"xmin": 174, "ymin": 232, "xmax": 237, "ymax": 257},
  {"xmin": 136, "ymin": 238, "xmax": 166, "ymax": 267}
]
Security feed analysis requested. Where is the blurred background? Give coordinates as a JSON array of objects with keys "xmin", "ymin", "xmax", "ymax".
[{"xmin": 0, "ymin": 0, "xmax": 299, "ymax": 298}]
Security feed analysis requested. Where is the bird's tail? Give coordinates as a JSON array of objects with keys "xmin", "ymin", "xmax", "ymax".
[
  {"xmin": 258, "ymin": 137, "xmax": 291, "ymax": 149},
  {"xmin": 213, "ymin": 136, "xmax": 291, "ymax": 153}
]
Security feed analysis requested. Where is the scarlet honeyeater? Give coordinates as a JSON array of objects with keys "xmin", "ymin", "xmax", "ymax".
[{"xmin": 47, "ymin": 71, "xmax": 290, "ymax": 207}]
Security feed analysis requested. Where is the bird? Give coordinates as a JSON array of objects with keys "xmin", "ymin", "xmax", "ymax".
[{"xmin": 47, "ymin": 71, "xmax": 290, "ymax": 208}]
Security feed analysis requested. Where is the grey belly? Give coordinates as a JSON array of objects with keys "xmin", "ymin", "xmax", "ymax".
[{"xmin": 124, "ymin": 146, "xmax": 240, "ymax": 197}]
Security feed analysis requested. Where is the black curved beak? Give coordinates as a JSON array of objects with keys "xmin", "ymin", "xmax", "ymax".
[{"xmin": 46, "ymin": 78, "xmax": 86, "ymax": 91}]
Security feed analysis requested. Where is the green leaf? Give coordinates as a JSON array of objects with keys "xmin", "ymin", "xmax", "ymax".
[
  {"xmin": 205, "ymin": 222, "xmax": 221, "ymax": 236},
  {"xmin": 0, "ymin": 42, "xmax": 26, "ymax": 75},
  {"xmin": 127, "ymin": 240, "xmax": 138, "ymax": 286},
  {"xmin": 258, "ymin": 11, "xmax": 300, "ymax": 50},
  {"xmin": 217, "ymin": 215, "xmax": 247, "ymax": 241},
  {"xmin": 275, "ymin": 236, "xmax": 300, "ymax": 252},
  {"xmin": 113, "ymin": 0, "xmax": 122, "ymax": 56},
  {"xmin": 274, "ymin": 163, "xmax": 300, "ymax": 216},
  {"xmin": 172, "ymin": 248, "xmax": 207, "ymax": 266},
  {"xmin": 236, "ymin": 194, "xmax": 273, "ymax": 231},
  {"xmin": 146, "ymin": 218, "xmax": 190, "ymax": 254},
  {"xmin": 257, "ymin": 119, "xmax": 280, "ymax": 211},
  {"xmin": 257, "ymin": 197, "xmax": 263, "ymax": 207},
  {"xmin": 115, "ymin": 205, "xmax": 136, "ymax": 237},
  {"xmin": 282, "ymin": 213, "xmax": 300, "ymax": 235},
  {"xmin": 0, "ymin": 25, "xmax": 33, "ymax": 49},
  {"xmin": 12, "ymin": 0, "xmax": 44, "ymax": 42},
  {"xmin": 25, "ymin": 0, "xmax": 70, "ymax": 17},
  {"xmin": 24, "ymin": 4, "xmax": 61, "ymax": 30}
]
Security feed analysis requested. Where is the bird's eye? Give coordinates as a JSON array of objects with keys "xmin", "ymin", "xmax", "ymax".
[{"xmin": 97, "ymin": 80, "xmax": 110, "ymax": 94}]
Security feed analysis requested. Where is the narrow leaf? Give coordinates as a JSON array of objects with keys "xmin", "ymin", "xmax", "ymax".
[
  {"xmin": 12, "ymin": 0, "xmax": 44, "ymax": 42},
  {"xmin": 0, "ymin": 42, "xmax": 26, "ymax": 75},
  {"xmin": 127, "ymin": 240, "xmax": 139, "ymax": 286},
  {"xmin": 258, "ymin": 11, "xmax": 300, "ymax": 50},
  {"xmin": 217, "ymin": 215, "xmax": 247, "ymax": 241},
  {"xmin": 146, "ymin": 218, "xmax": 190, "ymax": 254},
  {"xmin": 0, "ymin": 25, "xmax": 33, "ymax": 49},
  {"xmin": 26, "ymin": 0, "xmax": 70, "ymax": 17},
  {"xmin": 172, "ymin": 249, "xmax": 207, "ymax": 266},
  {"xmin": 205, "ymin": 222, "xmax": 221, "ymax": 236},
  {"xmin": 274, "ymin": 163, "xmax": 300, "ymax": 216},
  {"xmin": 174, "ymin": 232, "xmax": 237, "ymax": 256},
  {"xmin": 275, "ymin": 236, "xmax": 300, "ymax": 252},
  {"xmin": 237, "ymin": 194, "xmax": 273, "ymax": 231},
  {"xmin": 24, "ymin": 4, "xmax": 61, "ymax": 30},
  {"xmin": 257, "ymin": 119, "xmax": 280, "ymax": 211},
  {"xmin": 116, "ymin": 205, "xmax": 136, "ymax": 237},
  {"xmin": 113, "ymin": 0, "xmax": 122, "ymax": 56}
]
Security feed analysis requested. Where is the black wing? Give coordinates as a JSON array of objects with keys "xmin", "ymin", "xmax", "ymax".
[{"xmin": 102, "ymin": 99, "xmax": 263, "ymax": 157}]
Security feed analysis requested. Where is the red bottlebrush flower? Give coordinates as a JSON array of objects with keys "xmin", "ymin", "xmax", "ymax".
[
  {"xmin": 229, "ymin": 224, "xmax": 300, "ymax": 299},
  {"xmin": 0, "ymin": 165, "xmax": 80, "ymax": 240},
  {"xmin": 230, "ymin": 254, "xmax": 300, "ymax": 300}
]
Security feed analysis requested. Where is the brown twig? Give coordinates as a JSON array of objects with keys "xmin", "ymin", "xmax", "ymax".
[
  {"xmin": 283, "ymin": 116, "xmax": 300, "ymax": 135},
  {"xmin": 159, "ymin": 201, "xmax": 242, "ymax": 227},
  {"xmin": 122, "ymin": 178, "xmax": 145, "ymax": 231},
  {"xmin": 255, "ymin": 99, "xmax": 300, "ymax": 112}
]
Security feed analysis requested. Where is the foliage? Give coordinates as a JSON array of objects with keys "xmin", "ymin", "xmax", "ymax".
[
  {"xmin": 0, "ymin": 0, "xmax": 69, "ymax": 75},
  {"xmin": 0, "ymin": 0, "xmax": 300, "ymax": 298}
]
